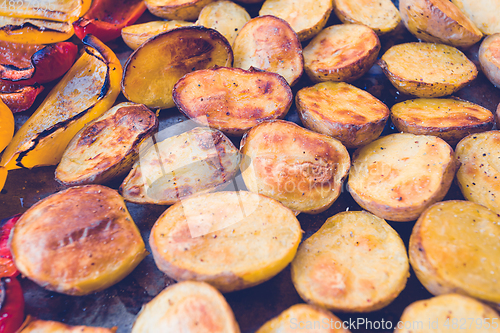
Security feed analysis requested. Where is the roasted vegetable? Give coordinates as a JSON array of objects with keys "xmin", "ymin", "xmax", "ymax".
[
  {"xmin": 121, "ymin": 20, "xmax": 194, "ymax": 50},
  {"xmin": 0, "ymin": 277, "xmax": 24, "ymax": 333},
  {"xmin": 452, "ymin": 0, "xmax": 500, "ymax": 35},
  {"xmin": 0, "ymin": 82, "xmax": 43, "ymax": 113},
  {"xmin": 0, "ymin": 99, "xmax": 13, "ymax": 191},
  {"xmin": 479, "ymin": 34, "xmax": 500, "ymax": 88},
  {"xmin": 18, "ymin": 317, "xmax": 117, "ymax": 333},
  {"xmin": 145, "ymin": 0, "xmax": 215, "ymax": 20},
  {"xmin": 0, "ymin": 215, "xmax": 21, "ymax": 278}
]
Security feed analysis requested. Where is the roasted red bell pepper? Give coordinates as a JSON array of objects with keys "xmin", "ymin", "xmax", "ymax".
[
  {"xmin": 0, "ymin": 277, "xmax": 24, "ymax": 333},
  {"xmin": 0, "ymin": 215, "xmax": 21, "ymax": 278},
  {"xmin": 73, "ymin": 0, "xmax": 147, "ymax": 43},
  {"xmin": 0, "ymin": 82, "xmax": 44, "ymax": 113}
]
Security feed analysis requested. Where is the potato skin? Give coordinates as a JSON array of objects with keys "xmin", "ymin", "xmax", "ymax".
[
  {"xmin": 145, "ymin": 0, "xmax": 215, "ymax": 20},
  {"xmin": 479, "ymin": 34, "xmax": 500, "ymax": 88},
  {"xmin": 18, "ymin": 317, "xmax": 117, "ymax": 333}
]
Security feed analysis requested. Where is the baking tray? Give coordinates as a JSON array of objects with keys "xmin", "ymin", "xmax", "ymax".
[{"xmin": 1, "ymin": 2, "xmax": 500, "ymax": 332}]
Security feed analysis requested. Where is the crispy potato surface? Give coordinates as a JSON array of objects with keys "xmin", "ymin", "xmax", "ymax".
[
  {"xmin": 18, "ymin": 317, "xmax": 117, "ymax": 333},
  {"xmin": 303, "ymin": 24, "xmax": 380, "ymax": 83},
  {"xmin": 145, "ymin": 0, "xmax": 214, "ymax": 20},
  {"xmin": 240, "ymin": 120, "xmax": 350, "ymax": 214},
  {"xmin": 452, "ymin": 0, "xmax": 500, "ymax": 35},
  {"xmin": 232, "ymin": 15, "xmax": 303, "ymax": 86},
  {"xmin": 149, "ymin": 191, "xmax": 302, "ymax": 292},
  {"xmin": 10, "ymin": 185, "xmax": 147, "ymax": 296},
  {"xmin": 296, "ymin": 81, "xmax": 389, "ymax": 148},
  {"xmin": 409, "ymin": 200, "xmax": 500, "ymax": 305},
  {"xmin": 121, "ymin": 20, "xmax": 193, "ymax": 50},
  {"xmin": 291, "ymin": 211, "xmax": 409, "ymax": 312},
  {"xmin": 173, "ymin": 67, "xmax": 292, "ymax": 136},
  {"xmin": 479, "ymin": 34, "xmax": 500, "ymax": 88},
  {"xmin": 348, "ymin": 133, "xmax": 458, "ymax": 222},
  {"xmin": 379, "ymin": 42, "xmax": 478, "ymax": 97}
]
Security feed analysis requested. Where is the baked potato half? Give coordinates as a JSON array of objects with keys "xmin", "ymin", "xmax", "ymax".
[
  {"xmin": 348, "ymin": 133, "xmax": 459, "ymax": 222},
  {"xmin": 18, "ymin": 317, "xmax": 117, "ymax": 333},
  {"xmin": 296, "ymin": 81, "xmax": 389, "ymax": 148},
  {"xmin": 10, "ymin": 185, "xmax": 147, "ymax": 296},
  {"xmin": 452, "ymin": 0, "xmax": 500, "ymax": 35},
  {"xmin": 303, "ymin": 24, "xmax": 380, "ymax": 83},
  {"xmin": 149, "ymin": 191, "xmax": 302, "ymax": 292},
  {"xmin": 379, "ymin": 42, "xmax": 478, "ymax": 97},
  {"xmin": 291, "ymin": 211, "xmax": 409, "ymax": 312},
  {"xmin": 409, "ymin": 200, "xmax": 500, "ymax": 306},
  {"xmin": 479, "ymin": 34, "xmax": 500, "ymax": 88},
  {"xmin": 145, "ymin": 0, "xmax": 214, "ymax": 20},
  {"xmin": 121, "ymin": 20, "xmax": 194, "ymax": 50},
  {"xmin": 240, "ymin": 120, "xmax": 350, "ymax": 214}
]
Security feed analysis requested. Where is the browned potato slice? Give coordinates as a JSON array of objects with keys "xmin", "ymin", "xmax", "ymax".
[
  {"xmin": 232, "ymin": 15, "xmax": 303, "ymax": 86},
  {"xmin": 120, "ymin": 127, "xmax": 240, "ymax": 205},
  {"xmin": 479, "ymin": 34, "xmax": 500, "ymax": 88},
  {"xmin": 256, "ymin": 304, "xmax": 350, "ymax": 333},
  {"xmin": 121, "ymin": 26, "xmax": 233, "ymax": 109},
  {"xmin": 240, "ymin": 120, "xmax": 350, "ymax": 214},
  {"xmin": 391, "ymin": 98, "xmax": 494, "ymax": 145},
  {"xmin": 197, "ymin": 1, "xmax": 251, "ymax": 46},
  {"xmin": 145, "ymin": 0, "xmax": 214, "ymax": 20},
  {"xmin": 409, "ymin": 200, "xmax": 500, "ymax": 306},
  {"xmin": 131, "ymin": 281, "xmax": 240, "ymax": 333},
  {"xmin": 291, "ymin": 211, "xmax": 409, "ymax": 312},
  {"xmin": 456, "ymin": 131, "xmax": 500, "ymax": 214},
  {"xmin": 452, "ymin": 0, "xmax": 500, "ymax": 35},
  {"xmin": 296, "ymin": 81, "xmax": 389, "ymax": 148},
  {"xmin": 259, "ymin": 0, "xmax": 333, "ymax": 41},
  {"xmin": 55, "ymin": 102, "xmax": 158, "ymax": 186},
  {"xmin": 303, "ymin": 24, "xmax": 380, "ymax": 83},
  {"xmin": 378, "ymin": 42, "xmax": 478, "ymax": 98},
  {"xmin": 173, "ymin": 67, "xmax": 292, "ymax": 136},
  {"xmin": 149, "ymin": 191, "xmax": 302, "ymax": 292},
  {"xmin": 399, "ymin": 0, "xmax": 482, "ymax": 48},
  {"xmin": 333, "ymin": 0, "xmax": 401, "ymax": 35},
  {"xmin": 10, "ymin": 185, "xmax": 147, "ymax": 296},
  {"xmin": 18, "ymin": 317, "xmax": 117, "ymax": 333},
  {"xmin": 121, "ymin": 20, "xmax": 194, "ymax": 50},
  {"xmin": 348, "ymin": 133, "xmax": 459, "ymax": 222},
  {"xmin": 395, "ymin": 294, "xmax": 500, "ymax": 333}
]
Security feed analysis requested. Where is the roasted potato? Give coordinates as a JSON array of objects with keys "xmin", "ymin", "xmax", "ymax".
[
  {"xmin": 291, "ymin": 211, "xmax": 409, "ymax": 312},
  {"xmin": 259, "ymin": 0, "xmax": 333, "ymax": 41},
  {"xmin": 173, "ymin": 66, "xmax": 293, "ymax": 136},
  {"xmin": 479, "ymin": 34, "xmax": 500, "ymax": 88},
  {"xmin": 232, "ymin": 15, "xmax": 303, "ymax": 86},
  {"xmin": 296, "ymin": 81, "xmax": 389, "ymax": 148},
  {"xmin": 452, "ymin": 0, "xmax": 500, "ymax": 35},
  {"xmin": 145, "ymin": 0, "xmax": 214, "ymax": 20},
  {"xmin": 378, "ymin": 42, "xmax": 478, "ymax": 97},
  {"xmin": 121, "ymin": 20, "xmax": 194, "ymax": 50},
  {"xmin": 399, "ymin": 0, "xmax": 482, "ymax": 48},
  {"xmin": 120, "ymin": 127, "xmax": 240, "ymax": 205},
  {"xmin": 10, "ymin": 185, "xmax": 147, "ymax": 296},
  {"xmin": 240, "ymin": 120, "xmax": 350, "ymax": 214},
  {"xmin": 409, "ymin": 200, "xmax": 500, "ymax": 306},
  {"xmin": 131, "ymin": 281, "xmax": 240, "ymax": 333},
  {"xmin": 348, "ymin": 133, "xmax": 459, "ymax": 222},
  {"xmin": 121, "ymin": 26, "xmax": 233, "ymax": 109},
  {"xmin": 18, "ymin": 317, "xmax": 117, "ymax": 333},
  {"xmin": 303, "ymin": 24, "xmax": 380, "ymax": 83},
  {"xmin": 391, "ymin": 98, "xmax": 494, "ymax": 145},
  {"xmin": 149, "ymin": 191, "xmax": 302, "ymax": 292},
  {"xmin": 56, "ymin": 102, "xmax": 158, "ymax": 186}
]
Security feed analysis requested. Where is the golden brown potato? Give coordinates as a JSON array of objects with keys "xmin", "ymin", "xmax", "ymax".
[
  {"xmin": 409, "ymin": 200, "xmax": 500, "ymax": 306},
  {"xmin": 232, "ymin": 15, "xmax": 303, "ymax": 86},
  {"xmin": 348, "ymin": 133, "xmax": 459, "ymax": 222},
  {"xmin": 122, "ymin": 26, "xmax": 233, "ymax": 109},
  {"xmin": 120, "ymin": 127, "xmax": 240, "ymax": 205},
  {"xmin": 303, "ymin": 24, "xmax": 380, "ymax": 83},
  {"xmin": 291, "ymin": 211, "xmax": 409, "ymax": 312},
  {"xmin": 10, "ymin": 185, "xmax": 147, "ymax": 296},
  {"xmin": 121, "ymin": 20, "xmax": 194, "ymax": 50},
  {"xmin": 55, "ymin": 102, "xmax": 158, "ymax": 186},
  {"xmin": 149, "ymin": 191, "xmax": 302, "ymax": 292},
  {"xmin": 456, "ymin": 131, "xmax": 500, "ymax": 214},
  {"xmin": 173, "ymin": 66, "xmax": 292, "ymax": 136},
  {"xmin": 145, "ymin": 0, "xmax": 214, "ymax": 20},
  {"xmin": 240, "ymin": 120, "xmax": 350, "ymax": 214},
  {"xmin": 452, "ymin": 0, "xmax": 500, "ymax": 35},
  {"xmin": 131, "ymin": 281, "xmax": 240, "ymax": 333},
  {"xmin": 197, "ymin": 1, "xmax": 250, "ymax": 45},
  {"xmin": 378, "ymin": 42, "xmax": 478, "ymax": 98},
  {"xmin": 391, "ymin": 98, "xmax": 494, "ymax": 145},
  {"xmin": 259, "ymin": 0, "xmax": 333, "ymax": 41},
  {"xmin": 399, "ymin": 0, "xmax": 482, "ymax": 48},
  {"xmin": 18, "ymin": 317, "xmax": 117, "ymax": 333},
  {"xmin": 296, "ymin": 81, "xmax": 389, "ymax": 148},
  {"xmin": 479, "ymin": 34, "xmax": 500, "ymax": 88}
]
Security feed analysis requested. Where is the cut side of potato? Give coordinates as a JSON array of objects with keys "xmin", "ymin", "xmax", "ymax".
[
  {"xmin": 303, "ymin": 24, "xmax": 380, "ymax": 83},
  {"xmin": 479, "ymin": 34, "xmax": 500, "ymax": 88},
  {"xmin": 391, "ymin": 98, "xmax": 494, "ymax": 145},
  {"xmin": 232, "ymin": 15, "xmax": 303, "ymax": 86},
  {"xmin": 240, "ymin": 120, "xmax": 350, "ymax": 214},
  {"xmin": 145, "ymin": 0, "xmax": 214, "ymax": 20},
  {"xmin": 173, "ymin": 66, "xmax": 293, "ymax": 136},
  {"xmin": 131, "ymin": 281, "xmax": 240, "ymax": 333},
  {"xmin": 348, "ymin": 133, "xmax": 458, "ymax": 222},
  {"xmin": 296, "ymin": 81, "xmax": 389, "ymax": 148},
  {"xmin": 379, "ymin": 42, "xmax": 478, "ymax": 98},
  {"xmin": 149, "ymin": 191, "xmax": 302, "ymax": 292},
  {"xmin": 409, "ymin": 200, "xmax": 500, "ymax": 306},
  {"xmin": 122, "ymin": 26, "xmax": 233, "ymax": 109},
  {"xmin": 452, "ymin": 0, "xmax": 500, "ymax": 35},
  {"xmin": 18, "ymin": 317, "xmax": 117, "ymax": 333},
  {"xmin": 121, "ymin": 20, "xmax": 194, "ymax": 50},
  {"xmin": 56, "ymin": 102, "xmax": 158, "ymax": 186},
  {"xmin": 10, "ymin": 185, "xmax": 147, "ymax": 296},
  {"xmin": 259, "ymin": 0, "xmax": 333, "ymax": 41},
  {"xmin": 291, "ymin": 211, "xmax": 409, "ymax": 312}
]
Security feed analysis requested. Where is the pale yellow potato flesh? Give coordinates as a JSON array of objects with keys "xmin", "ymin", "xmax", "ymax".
[
  {"xmin": 452, "ymin": 0, "xmax": 500, "ymax": 35},
  {"xmin": 121, "ymin": 21, "xmax": 194, "ymax": 50},
  {"xmin": 145, "ymin": 0, "xmax": 214, "ymax": 20},
  {"xmin": 18, "ymin": 317, "xmax": 117, "ymax": 333},
  {"xmin": 479, "ymin": 34, "xmax": 500, "ymax": 88}
]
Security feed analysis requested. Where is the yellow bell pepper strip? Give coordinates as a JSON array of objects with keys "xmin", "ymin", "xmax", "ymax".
[{"xmin": 0, "ymin": 99, "xmax": 13, "ymax": 191}]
